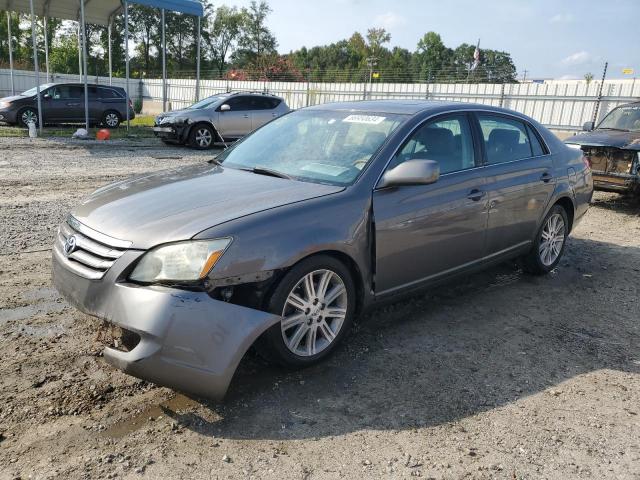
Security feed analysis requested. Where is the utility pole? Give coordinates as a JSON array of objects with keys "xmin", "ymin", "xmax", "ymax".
[
  {"xmin": 521, "ymin": 69, "xmax": 528, "ymax": 82},
  {"xmin": 365, "ymin": 56, "xmax": 377, "ymax": 100}
]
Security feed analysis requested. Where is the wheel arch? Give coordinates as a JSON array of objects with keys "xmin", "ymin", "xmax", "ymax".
[
  {"xmin": 186, "ymin": 120, "xmax": 221, "ymax": 143},
  {"xmin": 552, "ymin": 196, "xmax": 576, "ymax": 233}
]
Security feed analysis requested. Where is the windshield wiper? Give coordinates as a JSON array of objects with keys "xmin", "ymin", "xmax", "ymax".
[
  {"xmin": 245, "ymin": 166, "xmax": 291, "ymax": 179},
  {"xmin": 207, "ymin": 157, "xmax": 222, "ymax": 166},
  {"xmin": 598, "ymin": 127, "xmax": 629, "ymax": 132}
]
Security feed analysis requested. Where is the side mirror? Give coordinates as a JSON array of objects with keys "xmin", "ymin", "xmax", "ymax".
[
  {"xmin": 220, "ymin": 104, "xmax": 231, "ymax": 112},
  {"xmin": 378, "ymin": 159, "xmax": 440, "ymax": 189},
  {"xmin": 43, "ymin": 93, "xmax": 51, "ymax": 100},
  {"xmin": 582, "ymin": 121, "xmax": 595, "ymax": 131}
]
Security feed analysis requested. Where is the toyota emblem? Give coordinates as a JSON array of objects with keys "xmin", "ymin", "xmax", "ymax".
[{"xmin": 64, "ymin": 235, "xmax": 77, "ymax": 256}]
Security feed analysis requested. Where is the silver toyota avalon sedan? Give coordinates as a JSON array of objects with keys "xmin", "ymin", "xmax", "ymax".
[{"xmin": 53, "ymin": 100, "xmax": 593, "ymax": 399}]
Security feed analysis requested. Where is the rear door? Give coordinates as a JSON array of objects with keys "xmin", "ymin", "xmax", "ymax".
[
  {"xmin": 251, "ymin": 97, "xmax": 282, "ymax": 130},
  {"xmin": 216, "ymin": 96, "xmax": 252, "ymax": 138},
  {"xmin": 373, "ymin": 113, "xmax": 489, "ymax": 294},
  {"xmin": 474, "ymin": 113, "xmax": 555, "ymax": 257}
]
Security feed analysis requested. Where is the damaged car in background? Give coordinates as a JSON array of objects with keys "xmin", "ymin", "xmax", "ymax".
[
  {"xmin": 53, "ymin": 100, "xmax": 592, "ymax": 400},
  {"xmin": 152, "ymin": 91, "xmax": 290, "ymax": 149},
  {"xmin": 565, "ymin": 102, "xmax": 640, "ymax": 196}
]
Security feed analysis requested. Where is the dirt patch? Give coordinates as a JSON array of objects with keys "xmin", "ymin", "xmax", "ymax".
[{"xmin": 0, "ymin": 138, "xmax": 639, "ymax": 479}]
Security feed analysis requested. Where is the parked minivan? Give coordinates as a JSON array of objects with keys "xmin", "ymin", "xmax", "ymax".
[{"xmin": 0, "ymin": 83, "xmax": 134, "ymax": 128}]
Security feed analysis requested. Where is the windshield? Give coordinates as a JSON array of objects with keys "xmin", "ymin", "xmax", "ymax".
[
  {"xmin": 598, "ymin": 105, "xmax": 640, "ymax": 132},
  {"xmin": 218, "ymin": 110, "xmax": 406, "ymax": 186},
  {"xmin": 188, "ymin": 94, "xmax": 228, "ymax": 110},
  {"xmin": 21, "ymin": 84, "xmax": 54, "ymax": 96}
]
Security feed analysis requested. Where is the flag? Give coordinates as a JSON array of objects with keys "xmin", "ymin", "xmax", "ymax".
[{"xmin": 472, "ymin": 39, "xmax": 480, "ymax": 70}]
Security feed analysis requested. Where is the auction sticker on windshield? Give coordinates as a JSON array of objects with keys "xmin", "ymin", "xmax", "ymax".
[{"xmin": 343, "ymin": 115, "xmax": 386, "ymax": 124}]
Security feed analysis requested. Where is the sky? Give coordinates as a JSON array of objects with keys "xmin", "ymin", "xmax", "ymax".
[{"xmin": 225, "ymin": 0, "xmax": 639, "ymax": 79}]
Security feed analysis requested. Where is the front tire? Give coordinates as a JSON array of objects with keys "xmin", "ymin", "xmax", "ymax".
[
  {"xmin": 188, "ymin": 124, "xmax": 215, "ymax": 149},
  {"xmin": 258, "ymin": 255, "xmax": 356, "ymax": 368},
  {"xmin": 523, "ymin": 205, "xmax": 569, "ymax": 275},
  {"xmin": 18, "ymin": 107, "xmax": 38, "ymax": 128}
]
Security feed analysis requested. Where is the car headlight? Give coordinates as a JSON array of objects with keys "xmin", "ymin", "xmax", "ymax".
[
  {"xmin": 566, "ymin": 143, "xmax": 582, "ymax": 150},
  {"xmin": 0, "ymin": 101, "xmax": 10, "ymax": 109},
  {"xmin": 130, "ymin": 238, "xmax": 232, "ymax": 283}
]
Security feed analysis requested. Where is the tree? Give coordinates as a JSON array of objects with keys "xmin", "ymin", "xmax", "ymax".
[
  {"xmin": 584, "ymin": 72, "xmax": 594, "ymax": 85},
  {"xmin": 414, "ymin": 32, "xmax": 451, "ymax": 81},
  {"xmin": 129, "ymin": 5, "xmax": 159, "ymax": 76},
  {"xmin": 365, "ymin": 27, "xmax": 390, "ymax": 57},
  {"xmin": 235, "ymin": 0, "xmax": 277, "ymax": 70},
  {"xmin": 207, "ymin": 5, "xmax": 244, "ymax": 76}
]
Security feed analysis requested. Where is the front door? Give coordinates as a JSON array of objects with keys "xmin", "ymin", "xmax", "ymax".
[
  {"xmin": 474, "ymin": 113, "xmax": 555, "ymax": 256},
  {"xmin": 216, "ymin": 96, "xmax": 252, "ymax": 138},
  {"xmin": 373, "ymin": 113, "xmax": 488, "ymax": 294},
  {"xmin": 42, "ymin": 85, "xmax": 81, "ymax": 122}
]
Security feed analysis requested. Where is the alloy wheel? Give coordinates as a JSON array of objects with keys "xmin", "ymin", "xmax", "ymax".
[
  {"xmin": 105, "ymin": 113, "xmax": 119, "ymax": 127},
  {"xmin": 195, "ymin": 128, "xmax": 212, "ymax": 147},
  {"xmin": 281, "ymin": 269, "xmax": 348, "ymax": 357},
  {"xmin": 539, "ymin": 213, "xmax": 565, "ymax": 266},
  {"xmin": 21, "ymin": 109, "xmax": 37, "ymax": 126}
]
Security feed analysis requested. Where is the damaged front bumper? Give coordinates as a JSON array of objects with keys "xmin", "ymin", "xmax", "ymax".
[{"xmin": 52, "ymin": 244, "xmax": 280, "ymax": 400}]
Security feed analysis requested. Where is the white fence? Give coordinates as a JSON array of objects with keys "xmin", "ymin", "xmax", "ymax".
[{"xmin": 2, "ymin": 68, "xmax": 639, "ymax": 131}]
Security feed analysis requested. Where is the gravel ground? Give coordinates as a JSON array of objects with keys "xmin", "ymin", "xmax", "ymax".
[{"xmin": 0, "ymin": 137, "xmax": 639, "ymax": 480}]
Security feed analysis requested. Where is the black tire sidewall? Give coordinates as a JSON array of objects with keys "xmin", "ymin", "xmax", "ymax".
[
  {"xmin": 189, "ymin": 124, "xmax": 215, "ymax": 149},
  {"xmin": 262, "ymin": 255, "xmax": 356, "ymax": 368},
  {"xmin": 528, "ymin": 205, "xmax": 569, "ymax": 273}
]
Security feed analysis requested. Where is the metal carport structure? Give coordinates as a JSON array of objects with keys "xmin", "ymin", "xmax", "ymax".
[{"xmin": 1, "ymin": 0, "xmax": 204, "ymax": 134}]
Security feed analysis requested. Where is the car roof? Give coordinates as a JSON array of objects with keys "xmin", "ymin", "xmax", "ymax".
[
  {"xmin": 45, "ymin": 82, "xmax": 123, "ymax": 90},
  {"xmin": 306, "ymin": 99, "xmax": 524, "ymax": 117},
  {"xmin": 227, "ymin": 91, "xmax": 284, "ymax": 100}
]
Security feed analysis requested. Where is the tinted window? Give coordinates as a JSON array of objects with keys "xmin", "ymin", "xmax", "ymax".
[
  {"xmin": 478, "ymin": 114, "xmax": 533, "ymax": 164},
  {"xmin": 98, "ymin": 87, "xmax": 121, "ymax": 99},
  {"xmin": 49, "ymin": 85, "xmax": 83, "ymax": 100},
  {"xmin": 88, "ymin": 86, "xmax": 99, "ymax": 99},
  {"xmin": 253, "ymin": 97, "xmax": 280, "ymax": 109},
  {"xmin": 526, "ymin": 124, "xmax": 547, "ymax": 156},
  {"xmin": 390, "ymin": 114, "xmax": 476, "ymax": 174},
  {"xmin": 224, "ymin": 96, "xmax": 251, "ymax": 111}
]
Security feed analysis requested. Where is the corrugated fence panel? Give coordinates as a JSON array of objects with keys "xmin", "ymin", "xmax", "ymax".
[{"xmin": 2, "ymin": 68, "xmax": 639, "ymax": 131}]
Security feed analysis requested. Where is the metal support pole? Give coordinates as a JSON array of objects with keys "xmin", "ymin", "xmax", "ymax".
[
  {"xmin": 592, "ymin": 61, "xmax": 608, "ymax": 125},
  {"xmin": 195, "ymin": 15, "xmax": 201, "ymax": 102},
  {"xmin": 28, "ymin": 0, "xmax": 43, "ymax": 133},
  {"xmin": 161, "ymin": 8, "xmax": 167, "ymax": 112},
  {"xmin": 43, "ymin": 16, "xmax": 50, "ymax": 83},
  {"xmin": 108, "ymin": 21, "xmax": 113, "ymax": 86},
  {"xmin": 125, "ymin": 0, "xmax": 130, "ymax": 132},
  {"xmin": 77, "ymin": 24, "xmax": 82, "ymax": 80},
  {"xmin": 7, "ymin": 12, "xmax": 15, "ymax": 95},
  {"xmin": 79, "ymin": 0, "xmax": 89, "ymax": 131}
]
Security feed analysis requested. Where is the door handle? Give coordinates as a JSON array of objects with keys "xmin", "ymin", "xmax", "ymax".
[
  {"xmin": 467, "ymin": 189, "xmax": 485, "ymax": 201},
  {"xmin": 66, "ymin": 102, "xmax": 80, "ymax": 106},
  {"xmin": 272, "ymin": 113, "xmax": 278, "ymax": 117},
  {"xmin": 243, "ymin": 114, "xmax": 249, "ymax": 118},
  {"xmin": 540, "ymin": 172, "xmax": 553, "ymax": 183}
]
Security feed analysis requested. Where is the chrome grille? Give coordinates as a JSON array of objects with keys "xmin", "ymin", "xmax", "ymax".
[{"xmin": 54, "ymin": 217, "xmax": 131, "ymax": 280}]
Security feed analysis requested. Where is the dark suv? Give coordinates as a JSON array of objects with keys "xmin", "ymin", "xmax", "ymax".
[{"xmin": 0, "ymin": 83, "xmax": 135, "ymax": 128}]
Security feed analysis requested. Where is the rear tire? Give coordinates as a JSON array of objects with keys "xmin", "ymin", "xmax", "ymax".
[
  {"xmin": 18, "ymin": 107, "xmax": 38, "ymax": 128},
  {"xmin": 257, "ymin": 255, "xmax": 356, "ymax": 368},
  {"xmin": 522, "ymin": 205, "xmax": 569, "ymax": 275},
  {"xmin": 188, "ymin": 124, "xmax": 215, "ymax": 149},
  {"xmin": 102, "ymin": 110, "xmax": 121, "ymax": 128}
]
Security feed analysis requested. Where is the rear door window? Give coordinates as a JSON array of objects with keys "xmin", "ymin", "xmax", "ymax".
[
  {"xmin": 98, "ymin": 87, "xmax": 121, "ymax": 99},
  {"xmin": 477, "ymin": 114, "xmax": 533, "ymax": 164},
  {"xmin": 526, "ymin": 124, "xmax": 547, "ymax": 156}
]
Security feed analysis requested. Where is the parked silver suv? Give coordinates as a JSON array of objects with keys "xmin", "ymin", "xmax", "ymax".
[{"xmin": 153, "ymin": 91, "xmax": 290, "ymax": 149}]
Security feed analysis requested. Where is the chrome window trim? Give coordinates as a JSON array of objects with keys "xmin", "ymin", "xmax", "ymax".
[{"xmin": 374, "ymin": 107, "xmax": 553, "ymax": 189}]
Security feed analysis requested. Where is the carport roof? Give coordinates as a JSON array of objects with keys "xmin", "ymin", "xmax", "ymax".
[{"xmin": 0, "ymin": 0, "xmax": 204, "ymax": 25}]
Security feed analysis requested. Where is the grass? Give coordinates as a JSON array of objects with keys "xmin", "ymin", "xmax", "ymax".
[{"xmin": 0, "ymin": 115, "xmax": 157, "ymax": 140}]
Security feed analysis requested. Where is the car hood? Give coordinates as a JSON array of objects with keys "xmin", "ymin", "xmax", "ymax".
[
  {"xmin": 71, "ymin": 163, "xmax": 344, "ymax": 249},
  {"xmin": 565, "ymin": 129, "xmax": 640, "ymax": 151},
  {"xmin": 0, "ymin": 94, "xmax": 27, "ymax": 103},
  {"xmin": 156, "ymin": 108, "xmax": 197, "ymax": 121}
]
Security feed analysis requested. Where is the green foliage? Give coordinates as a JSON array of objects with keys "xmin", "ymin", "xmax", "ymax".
[{"xmin": 1, "ymin": 3, "xmax": 517, "ymax": 84}]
